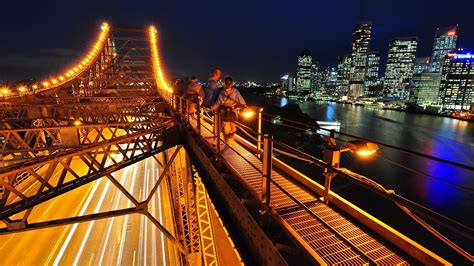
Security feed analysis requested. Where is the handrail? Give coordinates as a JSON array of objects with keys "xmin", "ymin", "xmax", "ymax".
[
  {"xmin": 162, "ymin": 90, "xmax": 473, "ymax": 262},
  {"xmin": 271, "ymin": 138, "xmax": 474, "ymax": 240}
]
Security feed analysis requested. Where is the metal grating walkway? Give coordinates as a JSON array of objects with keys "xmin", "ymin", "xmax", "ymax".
[{"xmin": 191, "ymin": 119, "xmax": 411, "ymax": 265}]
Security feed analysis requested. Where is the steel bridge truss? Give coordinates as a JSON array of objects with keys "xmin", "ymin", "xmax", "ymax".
[
  {"xmin": 164, "ymin": 147, "xmax": 219, "ymax": 265},
  {"xmin": 0, "ymin": 22, "xmax": 224, "ymax": 265},
  {"xmin": 1, "ymin": 119, "xmax": 173, "ymax": 165}
]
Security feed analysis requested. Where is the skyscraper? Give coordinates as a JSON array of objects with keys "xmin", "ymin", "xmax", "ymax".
[
  {"xmin": 349, "ymin": 23, "xmax": 372, "ymax": 97},
  {"xmin": 384, "ymin": 37, "xmax": 418, "ymax": 98},
  {"xmin": 413, "ymin": 57, "xmax": 430, "ymax": 75},
  {"xmin": 365, "ymin": 51, "xmax": 380, "ymax": 94},
  {"xmin": 296, "ymin": 49, "xmax": 312, "ymax": 93},
  {"xmin": 310, "ymin": 63, "xmax": 320, "ymax": 92},
  {"xmin": 429, "ymin": 26, "xmax": 458, "ymax": 73},
  {"xmin": 438, "ymin": 50, "xmax": 474, "ymax": 110},
  {"xmin": 336, "ymin": 54, "xmax": 351, "ymax": 96},
  {"xmin": 409, "ymin": 72, "xmax": 442, "ymax": 106}
]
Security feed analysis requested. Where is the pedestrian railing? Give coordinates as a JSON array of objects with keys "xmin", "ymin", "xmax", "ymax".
[{"xmin": 163, "ymin": 92, "xmax": 473, "ymax": 263}]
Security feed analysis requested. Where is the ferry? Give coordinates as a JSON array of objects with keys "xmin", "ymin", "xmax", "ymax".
[{"xmin": 316, "ymin": 120, "xmax": 341, "ymax": 136}]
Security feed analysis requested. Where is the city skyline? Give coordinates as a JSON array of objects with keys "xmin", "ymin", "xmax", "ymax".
[{"xmin": 0, "ymin": 0, "xmax": 473, "ymax": 83}]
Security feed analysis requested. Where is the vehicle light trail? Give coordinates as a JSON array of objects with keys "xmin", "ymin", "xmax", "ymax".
[
  {"xmin": 98, "ymin": 164, "xmax": 129, "ymax": 265},
  {"xmin": 116, "ymin": 163, "xmax": 138, "ymax": 265},
  {"xmin": 73, "ymin": 177, "xmax": 113, "ymax": 265},
  {"xmin": 53, "ymin": 178, "xmax": 103, "ymax": 265}
]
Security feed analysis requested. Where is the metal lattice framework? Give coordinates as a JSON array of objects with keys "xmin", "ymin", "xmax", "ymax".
[
  {"xmin": 0, "ymin": 23, "xmax": 228, "ymax": 266},
  {"xmin": 0, "ymin": 120, "xmax": 177, "ymax": 217},
  {"xmin": 193, "ymin": 167, "xmax": 219, "ymax": 265},
  {"xmin": 1, "ymin": 120, "xmax": 172, "ymax": 165}
]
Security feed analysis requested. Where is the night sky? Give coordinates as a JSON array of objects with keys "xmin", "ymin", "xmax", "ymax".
[{"xmin": 1, "ymin": 0, "xmax": 473, "ymax": 83}]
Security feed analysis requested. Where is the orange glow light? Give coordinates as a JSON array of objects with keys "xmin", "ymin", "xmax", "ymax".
[
  {"xmin": 31, "ymin": 21, "xmax": 110, "ymax": 92},
  {"xmin": 18, "ymin": 86, "xmax": 27, "ymax": 92},
  {"xmin": 242, "ymin": 109, "xmax": 255, "ymax": 119},
  {"xmin": 148, "ymin": 26, "xmax": 173, "ymax": 93},
  {"xmin": 447, "ymin": 31, "xmax": 456, "ymax": 36},
  {"xmin": 356, "ymin": 149, "xmax": 377, "ymax": 157}
]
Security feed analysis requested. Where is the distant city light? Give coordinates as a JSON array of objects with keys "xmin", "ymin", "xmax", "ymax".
[
  {"xmin": 453, "ymin": 53, "xmax": 473, "ymax": 60},
  {"xmin": 447, "ymin": 31, "xmax": 456, "ymax": 36}
]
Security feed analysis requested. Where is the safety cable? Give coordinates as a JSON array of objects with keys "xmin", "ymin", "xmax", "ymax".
[
  {"xmin": 395, "ymin": 202, "xmax": 474, "ymax": 262},
  {"xmin": 272, "ymin": 137, "xmax": 474, "ymax": 240},
  {"xmin": 375, "ymin": 154, "xmax": 474, "ymax": 193},
  {"xmin": 261, "ymin": 112, "xmax": 473, "ymax": 170}
]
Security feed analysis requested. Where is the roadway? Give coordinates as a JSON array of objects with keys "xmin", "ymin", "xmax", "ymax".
[{"xmin": 0, "ymin": 155, "xmax": 174, "ymax": 265}]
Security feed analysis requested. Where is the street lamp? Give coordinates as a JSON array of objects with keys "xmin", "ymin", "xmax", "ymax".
[
  {"xmin": 343, "ymin": 140, "xmax": 379, "ymax": 157},
  {"xmin": 241, "ymin": 108, "xmax": 256, "ymax": 119},
  {"xmin": 240, "ymin": 107, "xmax": 264, "ymax": 156},
  {"xmin": 72, "ymin": 119, "xmax": 82, "ymax": 126},
  {"xmin": 322, "ymin": 137, "xmax": 379, "ymax": 203}
]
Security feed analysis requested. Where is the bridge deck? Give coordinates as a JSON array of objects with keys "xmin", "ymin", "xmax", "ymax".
[{"xmin": 192, "ymin": 117, "xmax": 411, "ymax": 265}]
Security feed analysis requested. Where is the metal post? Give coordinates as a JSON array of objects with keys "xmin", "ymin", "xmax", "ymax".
[
  {"xmin": 215, "ymin": 110, "xmax": 221, "ymax": 156},
  {"xmin": 257, "ymin": 108, "xmax": 263, "ymax": 157},
  {"xmin": 186, "ymin": 99, "xmax": 190, "ymax": 124},
  {"xmin": 196, "ymin": 101, "xmax": 201, "ymax": 135},
  {"xmin": 260, "ymin": 134, "xmax": 272, "ymax": 227},
  {"xmin": 322, "ymin": 147, "xmax": 339, "ymax": 204},
  {"xmin": 213, "ymin": 110, "xmax": 219, "ymax": 141},
  {"xmin": 262, "ymin": 134, "xmax": 272, "ymax": 207}
]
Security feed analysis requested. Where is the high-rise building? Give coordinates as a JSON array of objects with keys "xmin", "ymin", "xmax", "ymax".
[
  {"xmin": 438, "ymin": 50, "xmax": 474, "ymax": 110},
  {"xmin": 413, "ymin": 57, "xmax": 430, "ymax": 75},
  {"xmin": 429, "ymin": 26, "xmax": 458, "ymax": 73},
  {"xmin": 409, "ymin": 72, "xmax": 442, "ymax": 106},
  {"xmin": 280, "ymin": 74, "xmax": 290, "ymax": 94},
  {"xmin": 336, "ymin": 54, "xmax": 351, "ymax": 96},
  {"xmin": 322, "ymin": 67, "xmax": 338, "ymax": 95},
  {"xmin": 349, "ymin": 23, "xmax": 372, "ymax": 97},
  {"xmin": 310, "ymin": 63, "xmax": 320, "ymax": 92},
  {"xmin": 384, "ymin": 37, "xmax": 418, "ymax": 98},
  {"xmin": 296, "ymin": 49, "xmax": 312, "ymax": 93},
  {"xmin": 365, "ymin": 51, "xmax": 380, "ymax": 94}
]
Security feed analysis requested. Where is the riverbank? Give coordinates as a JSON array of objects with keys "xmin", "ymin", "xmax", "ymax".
[{"xmin": 382, "ymin": 107, "xmax": 474, "ymax": 122}]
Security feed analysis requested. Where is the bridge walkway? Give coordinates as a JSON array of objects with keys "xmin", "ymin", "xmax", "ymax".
[{"xmin": 187, "ymin": 114, "xmax": 411, "ymax": 265}]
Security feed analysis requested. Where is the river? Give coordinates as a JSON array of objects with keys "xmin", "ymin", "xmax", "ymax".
[{"xmin": 243, "ymin": 93, "xmax": 474, "ymax": 260}]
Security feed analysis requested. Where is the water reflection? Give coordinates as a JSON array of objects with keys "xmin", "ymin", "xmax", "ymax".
[{"xmin": 279, "ymin": 97, "xmax": 288, "ymax": 107}]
